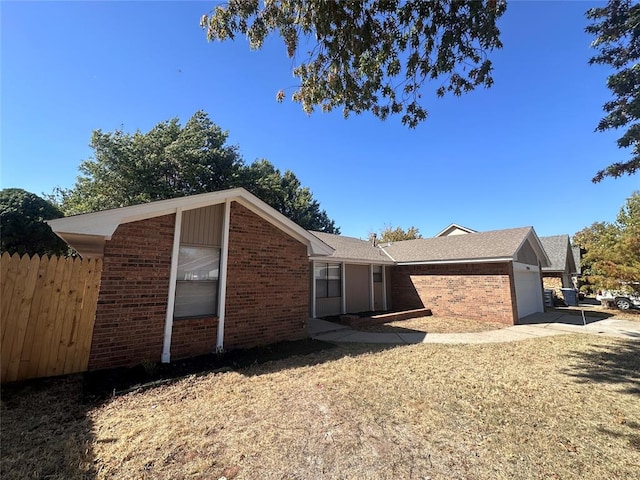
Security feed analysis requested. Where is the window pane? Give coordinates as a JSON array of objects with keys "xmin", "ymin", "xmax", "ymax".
[
  {"xmin": 373, "ymin": 265, "xmax": 382, "ymax": 283},
  {"xmin": 175, "ymin": 245, "xmax": 220, "ymax": 317},
  {"xmin": 177, "ymin": 246, "xmax": 219, "ymax": 281},
  {"xmin": 174, "ymin": 281, "xmax": 217, "ymax": 318},
  {"xmin": 327, "ymin": 279, "xmax": 341, "ymax": 297},
  {"xmin": 316, "ymin": 279, "xmax": 328, "ymax": 298},
  {"xmin": 314, "ymin": 263, "xmax": 327, "ymax": 280},
  {"xmin": 327, "ymin": 264, "xmax": 341, "ymax": 280}
]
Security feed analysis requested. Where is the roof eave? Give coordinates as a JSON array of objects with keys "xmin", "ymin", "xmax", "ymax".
[{"xmin": 47, "ymin": 188, "xmax": 335, "ymax": 258}]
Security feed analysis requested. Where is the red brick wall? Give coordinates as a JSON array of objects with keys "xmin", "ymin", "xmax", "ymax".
[
  {"xmin": 390, "ymin": 262, "xmax": 517, "ymax": 325},
  {"xmin": 223, "ymin": 202, "xmax": 309, "ymax": 349},
  {"xmin": 542, "ymin": 275, "xmax": 563, "ymax": 297},
  {"xmin": 88, "ymin": 215, "xmax": 175, "ymax": 370},
  {"xmin": 171, "ymin": 316, "xmax": 218, "ymax": 360},
  {"xmin": 88, "ymin": 201, "xmax": 310, "ymax": 370}
]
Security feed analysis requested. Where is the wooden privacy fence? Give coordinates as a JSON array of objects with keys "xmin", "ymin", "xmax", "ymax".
[{"xmin": 1, "ymin": 253, "xmax": 102, "ymax": 383}]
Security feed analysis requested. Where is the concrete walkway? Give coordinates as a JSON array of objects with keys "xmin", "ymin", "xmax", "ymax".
[{"xmin": 308, "ymin": 312, "xmax": 640, "ymax": 345}]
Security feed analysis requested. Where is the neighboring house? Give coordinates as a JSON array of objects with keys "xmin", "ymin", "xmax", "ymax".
[
  {"xmin": 434, "ymin": 223, "xmax": 477, "ymax": 237},
  {"xmin": 539, "ymin": 235, "xmax": 579, "ymax": 296},
  {"xmin": 48, "ymin": 188, "xmax": 333, "ymax": 370},
  {"xmin": 49, "ymin": 189, "xmax": 550, "ymax": 371},
  {"xmin": 312, "ymin": 227, "xmax": 550, "ymax": 325}
]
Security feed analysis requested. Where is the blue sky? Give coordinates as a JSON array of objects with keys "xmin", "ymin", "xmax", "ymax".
[{"xmin": 2, "ymin": 1, "xmax": 638, "ymax": 239}]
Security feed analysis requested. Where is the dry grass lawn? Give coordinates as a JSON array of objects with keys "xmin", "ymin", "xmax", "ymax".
[
  {"xmin": 358, "ymin": 315, "xmax": 508, "ymax": 334},
  {"xmin": 2, "ymin": 335, "xmax": 639, "ymax": 480}
]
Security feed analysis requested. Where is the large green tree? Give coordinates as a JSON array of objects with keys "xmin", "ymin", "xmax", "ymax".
[
  {"xmin": 57, "ymin": 111, "xmax": 243, "ymax": 214},
  {"xmin": 587, "ymin": 0, "xmax": 640, "ymax": 182},
  {"xmin": 573, "ymin": 191, "xmax": 640, "ymax": 295},
  {"xmin": 0, "ymin": 188, "xmax": 68, "ymax": 256},
  {"xmin": 201, "ymin": 0, "xmax": 506, "ymax": 127},
  {"xmin": 56, "ymin": 111, "xmax": 339, "ymax": 233},
  {"xmin": 238, "ymin": 159, "xmax": 338, "ymax": 232}
]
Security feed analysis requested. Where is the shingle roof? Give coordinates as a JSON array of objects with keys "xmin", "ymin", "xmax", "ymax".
[
  {"xmin": 382, "ymin": 227, "xmax": 535, "ymax": 263},
  {"xmin": 310, "ymin": 231, "xmax": 395, "ymax": 263},
  {"xmin": 540, "ymin": 235, "xmax": 576, "ymax": 273}
]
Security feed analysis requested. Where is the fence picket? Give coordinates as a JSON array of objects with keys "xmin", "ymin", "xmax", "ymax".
[
  {"xmin": 6, "ymin": 255, "xmax": 41, "ymax": 382},
  {"xmin": 62, "ymin": 258, "xmax": 87, "ymax": 374},
  {"xmin": 18, "ymin": 255, "xmax": 51, "ymax": 380},
  {"xmin": 72, "ymin": 258, "xmax": 101, "ymax": 373},
  {"xmin": 1, "ymin": 254, "xmax": 31, "ymax": 381}
]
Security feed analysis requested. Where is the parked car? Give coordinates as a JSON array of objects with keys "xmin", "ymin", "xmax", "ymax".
[{"xmin": 596, "ymin": 290, "xmax": 640, "ymax": 310}]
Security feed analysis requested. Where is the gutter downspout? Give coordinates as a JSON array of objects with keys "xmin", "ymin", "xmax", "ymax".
[
  {"xmin": 216, "ymin": 199, "xmax": 232, "ymax": 352},
  {"xmin": 162, "ymin": 207, "xmax": 183, "ymax": 363}
]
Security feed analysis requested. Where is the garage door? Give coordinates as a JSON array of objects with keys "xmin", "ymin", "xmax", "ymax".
[{"xmin": 513, "ymin": 263, "xmax": 543, "ymax": 319}]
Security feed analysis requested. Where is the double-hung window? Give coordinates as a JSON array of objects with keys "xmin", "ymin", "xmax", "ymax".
[
  {"xmin": 373, "ymin": 265, "xmax": 383, "ymax": 283},
  {"xmin": 315, "ymin": 262, "xmax": 341, "ymax": 298},
  {"xmin": 174, "ymin": 245, "xmax": 220, "ymax": 318}
]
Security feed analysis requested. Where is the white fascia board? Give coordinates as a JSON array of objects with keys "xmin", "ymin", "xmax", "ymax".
[
  {"xmin": 47, "ymin": 189, "xmax": 244, "ymax": 238},
  {"xmin": 47, "ymin": 187, "xmax": 335, "ymax": 257},
  {"xmin": 396, "ymin": 257, "xmax": 514, "ymax": 266}
]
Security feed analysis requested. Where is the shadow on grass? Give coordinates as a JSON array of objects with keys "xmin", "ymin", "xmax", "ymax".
[
  {"xmin": 520, "ymin": 309, "xmax": 615, "ymax": 326},
  {"xmin": 1, "ymin": 375, "xmax": 96, "ymax": 479},
  {"xmin": 83, "ymin": 338, "xmax": 398, "ymax": 401},
  {"xmin": 564, "ymin": 339, "xmax": 640, "ymax": 395},
  {"xmin": 1, "ymin": 338, "xmax": 398, "ymax": 479}
]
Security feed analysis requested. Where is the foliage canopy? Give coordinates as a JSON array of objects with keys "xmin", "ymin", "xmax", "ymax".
[
  {"xmin": 201, "ymin": 0, "xmax": 506, "ymax": 127},
  {"xmin": 0, "ymin": 188, "xmax": 68, "ymax": 256},
  {"xmin": 55, "ymin": 111, "xmax": 339, "ymax": 233},
  {"xmin": 573, "ymin": 191, "xmax": 640, "ymax": 295},
  {"xmin": 370, "ymin": 225, "xmax": 422, "ymax": 243},
  {"xmin": 587, "ymin": 0, "xmax": 640, "ymax": 182}
]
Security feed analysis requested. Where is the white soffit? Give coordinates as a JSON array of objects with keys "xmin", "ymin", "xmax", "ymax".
[{"xmin": 47, "ymin": 188, "xmax": 334, "ymax": 257}]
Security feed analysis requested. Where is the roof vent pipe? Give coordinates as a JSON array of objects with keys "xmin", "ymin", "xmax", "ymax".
[{"xmin": 372, "ymin": 233, "xmax": 377, "ymax": 247}]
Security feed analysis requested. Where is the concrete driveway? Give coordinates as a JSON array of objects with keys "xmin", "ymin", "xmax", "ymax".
[{"xmin": 308, "ymin": 312, "xmax": 640, "ymax": 345}]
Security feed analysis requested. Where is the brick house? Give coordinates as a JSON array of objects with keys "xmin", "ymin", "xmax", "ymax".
[
  {"xmin": 539, "ymin": 235, "xmax": 580, "ymax": 297},
  {"xmin": 50, "ymin": 189, "xmax": 550, "ymax": 370},
  {"xmin": 310, "ymin": 228, "xmax": 550, "ymax": 325},
  {"xmin": 49, "ymin": 188, "xmax": 333, "ymax": 370}
]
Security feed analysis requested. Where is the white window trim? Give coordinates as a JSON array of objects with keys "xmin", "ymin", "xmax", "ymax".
[
  {"xmin": 216, "ymin": 199, "xmax": 231, "ymax": 352},
  {"xmin": 162, "ymin": 207, "xmax": 183, "ymax": 363}
]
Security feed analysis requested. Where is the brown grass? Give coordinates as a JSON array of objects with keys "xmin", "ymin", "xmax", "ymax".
[
  {"xmin": 2, "ymin": 335, "xmax": 640, "ymax": 480},
  {"xmin": 357, "ymin": 315, "xmax": 508, "ymax": 334}
]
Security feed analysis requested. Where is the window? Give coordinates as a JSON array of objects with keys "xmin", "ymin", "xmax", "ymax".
[
  {"xmin": 315, "ymin": 262, "xmax": 341, "ymax": 298},
  {"xmin": 174, "ymin": 245, "xmax": 220, "ymax": 318},
  {"xmin": 373, "ymin": 265, "xmax": 383, "ymax": 283}
]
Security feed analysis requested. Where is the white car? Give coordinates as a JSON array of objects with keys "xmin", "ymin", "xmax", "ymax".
[{"xmin": 596, "ymin": 290, "xmax": 640, "ymax": 310}]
